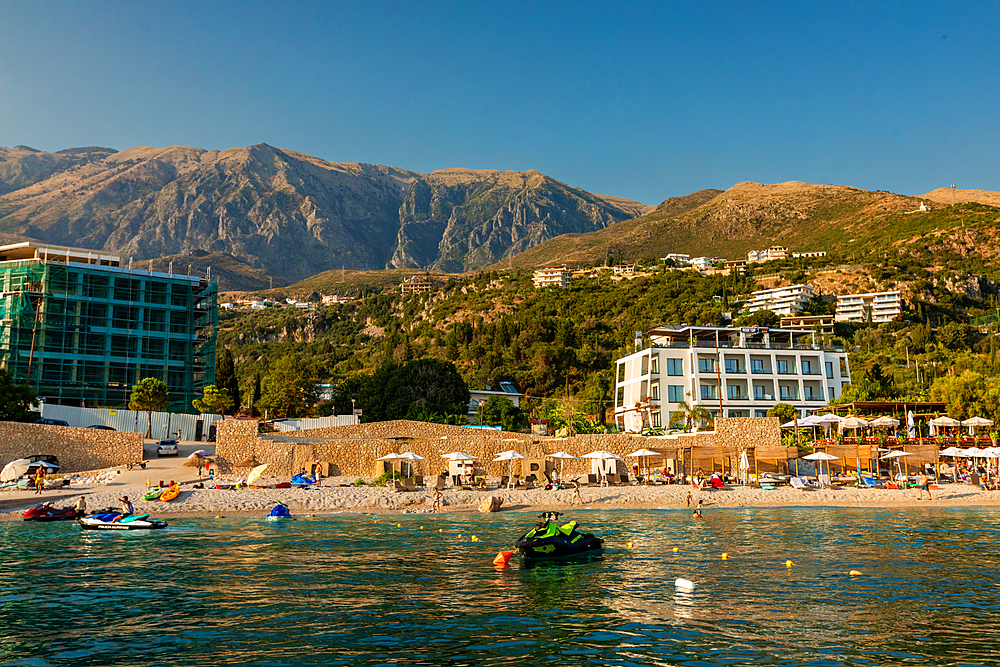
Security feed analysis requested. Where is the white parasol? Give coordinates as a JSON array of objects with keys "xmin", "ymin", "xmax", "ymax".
[
  {"xmin": 441, "ymin": 452, "xmax": 476, "ymax": 460},
  {"xmin": 803, "ymin": 451, "xmax": 838, "ymax": 478},
  {"xmin": 582, "ymin": 451, "xmax": 622, "ymax": 486},
  {"xmin": 940, "ymin": 446, "xmax": 963, "ymax": 483},
  {"xmin": 399, "ymin": 452, "xmax": 425, "ymax": 477},
  {"xmin": 1, "ymin": 458, "xmax": 29, "ymax": 483},
  {"xmin": 546, "ymin": 451, "xmax": 578, "ymax": 482},
  {"xmin": 738, "ymin": 449, "xmax": 750, "ymax": 484},
  {"xmin": 626, "ymin": 448, "xmax": 662, "ymax": 483},
  {"xmin": 376, "ymin": 453, "xmax": 406, "ymax": 483},
  {"xmin": 870, "ymin": 416, "xmax": 900, "ymax": 428},
  {"xmin": 493, "ymin": 450, "xmax": 527, "ymax": 488}
]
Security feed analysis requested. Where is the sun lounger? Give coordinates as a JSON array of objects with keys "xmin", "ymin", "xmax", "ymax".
[
  {"xmin": 414, "ymin": 475, "xmax": 424, "ymax": 487},
  {"xmin": 404, "ymin": 478, "xmax": 417, "ymax": 492},
  {"xmin": 618, "ymin": 474, "xmax": 632, "ymax": 486},
  {"xmin": 790, "ymin": 477, "xmax": 816, "ymax": 490},
  {"xmin": 393, "ymin": 480, "xmax": 407, "ymax": 493},
  {"xmin": 760, "ymin": 482, "xmax": 776, "ymax": 490},
  {"xmin": 586, "ymin": 474, "xmax": 600, "ymax": 487},
  {"xmin": 859, "ymin": 476, "xmax": 882, "ymax": 488},
  {"xmin": 499, "ymin": 475, "xmax": 509, "ymax": 488},
  {"xmin": 817, "ymin": 474, "xmax": 838, "ymax": 488},
  {"xmin": 435, "ymin": 475, "xmax": 447, "ymax": 491}
]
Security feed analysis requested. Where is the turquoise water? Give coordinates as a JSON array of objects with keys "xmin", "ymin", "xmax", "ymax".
[{"xmin": 3, "ymin": 507, "xmax": 1000, "ymax": 666}]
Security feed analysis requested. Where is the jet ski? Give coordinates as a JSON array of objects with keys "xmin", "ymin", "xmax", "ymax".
[
  {"xmin": 265, "ymin": 503, "xmax": 294, "ymax": 521},
  {"xmin": 78, "ymin": 512, "xmax": 168, "ymax": 530},
  {"xmin": 512, "ymin": 512, "xmax": 603, "ymax": 560},
  {"xmin": 22, "ymin": 502, "xmax": 78, "ymax": 522}
]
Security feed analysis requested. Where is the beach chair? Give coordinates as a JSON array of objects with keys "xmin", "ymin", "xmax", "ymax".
[
  {"xmin": 585, "ymin": 474, "xmax": 600, "ymax": 487},
  {"xmin": 393, "ymin": 480, "xmax": 408, "ymax": 493},
  {"xmin": 760, "ymin": 482, "xmax": 776, "ymax": 490},
  {"xmin": 790, "ymin": 477, "xmax": 816, "ymax": 490},
  {"xmin": 618, "ymin": 474, "xmax": 632, "ymax": 486},
  {"xmin": 523, "ymin": 475, "xmax": 537, "ymax": 490},
  {"xmin": 859, "ymin": 476, "xmax": 882, "ymax": 488},
  {"xmin": 414, "ymin": 475, "xmax": 424, "ymax": 487},
  {"xmin": 404, "ymin": 478, "xmax": 417, "ymax": 492},
  {"xmin": 818, "ymin": 474, "xmax": 839, "ymax": 488},
  {"xmin": 499, "ymin": 475, "xmax": 509, "ymax": 489},
  {"xmin": 434, "ymin": 474, "xmax": 447, "ymax": 491}
]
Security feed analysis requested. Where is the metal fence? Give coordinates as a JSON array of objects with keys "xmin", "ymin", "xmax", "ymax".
[
  {"xmin": 40, "ymin": 404, "xmax": 223, "ymax": 441},
  {"xmin": 271, "ymin": 416, "xmax": 359, "ymax": 431}
]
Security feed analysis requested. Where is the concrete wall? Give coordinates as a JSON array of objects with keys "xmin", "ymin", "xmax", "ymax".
[{"xmin": 0, "ymin": 422, "xmax": 143, "ymax": 472}]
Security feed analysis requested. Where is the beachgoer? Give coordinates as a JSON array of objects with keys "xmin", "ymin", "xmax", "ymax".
[
  {"xmin": 573, "ymin": 480, "xmax": 583, "ymax": 505},
  {"xmin": 73, "ymin": 496, "xmax": 87, "ymax": 517},
  {"xmin": 697, "ymin": 498, "xmax": 704, "ymax": 509},
  {"xmin": 314, "ymin": 460, "xmax": 323, "ymax": 486},
  {"xmin": 34, "ymin": 467, "xmax": 45, "ymax": 494},
  {"xmin": 112, "ymin": 496, "xmax": 133, "ymax": 522},
  {"xmin": 685, "ymin": 491, "xmax": 692, "ymax": 507},
  {"xmin": 432, "ymin": 487, "xmax": 443, "ymax": 512},
  {"xmin": 692, "ymin": 509, "xmax": 702, "ymax": 518},
  {"xmin": 917, "ymin": 471, "xmax": 932, "ymax": 500}
]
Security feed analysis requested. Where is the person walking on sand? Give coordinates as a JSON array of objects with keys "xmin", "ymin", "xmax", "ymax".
[
  {"xmin": 34, "ymin": 466, "xmax": 46, "ymax": 494},
  {"xmin": 431, "ymin": 487, "xmax": 443, "ymax": 512},
  {"xmin": 314, "ymin": 461, "xmax": 323, "ymax": 487},
  {"xmin": 572, "ymin": 480, "xmax": 584, "ymax": 505},
  {"xmin": 685, "ymin": 491, "xmax": 692, "ymax": 508},
  {"xmin": 917, "ymin": 470, "xmax": 932, "ymax": 500}
]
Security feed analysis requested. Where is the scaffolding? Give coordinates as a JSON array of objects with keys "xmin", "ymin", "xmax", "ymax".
[{"xmin": 0, "ymin": 259, "xmax": 217, "ymax": 412}]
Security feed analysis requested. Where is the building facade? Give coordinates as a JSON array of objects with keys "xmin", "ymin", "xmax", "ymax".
[
  {"xmin": 613, "ymin": 325, "xmax": 850, "ymax": 432},
  {"xmin": 0, "ymin": 242, "xmax": 217, "ymax": 412},
  {"xmin": 532, "ymin": 266, "xmax": 571, "ymax": 288},
  {"xmin": 835, "ymin": 291, "xmax": 904, "ymax": 322},
  {"xmin": 744, "ymin": 284, "xmax": 814, "ymax": 315},
  {"xmin": 400, "ymin": 276, "xmax": 434, "ymax": 294}
]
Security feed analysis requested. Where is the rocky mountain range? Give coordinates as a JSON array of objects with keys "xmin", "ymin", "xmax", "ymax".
[{"xmin": 0, "ymin": 144, "xmax": 650, "ymax": 285}]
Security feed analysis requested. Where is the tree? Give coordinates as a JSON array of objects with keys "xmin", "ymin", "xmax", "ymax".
[
  {"xmin": 767, "ymin": 402, "xmax": 798, "ymax": 424},
  {"xmin": 0, "ymin": 369, "xmax": 38, "ymax": 422},
  {"xmin": 259, "ymin": 356, "xmax": 318, "ymax": 419},
  {"xmin": 735, "ymin": 309, "xmax": 779, "ymax": 328},
  {"xmin": 129, "ymin": 377, "xmax": 170, "ymax": 438},
  {"xmin": 383, "ymin": 358, "xmax": 470, "ymax": 420},
  {"xmin": 192, "ymin": 384, "xmax": 233, "ymax": 415},
  {"xmin": 215, "ymin": 349, "xmax": 240, "ymax": 415},
  {"xmin": 480, "ymin": 395, "xmax": 528, "ymax": 432}
]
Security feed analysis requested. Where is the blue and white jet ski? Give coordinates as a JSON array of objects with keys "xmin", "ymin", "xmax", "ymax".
[{"xmin": 78, "ymin": 512, "xmax": 168, "ymax": 530}]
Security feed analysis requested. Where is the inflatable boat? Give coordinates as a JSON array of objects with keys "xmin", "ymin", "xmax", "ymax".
[
  {"xmin": 78, "ymin": 512, "xmax": 168, "ymax": 530},
  {"xmin": 513, "ymin": 512, "xmax": 603, "ymax": 560},
  {"xmin": 264, "ymin": 503, "xmax": 294, "ymax": 521}
]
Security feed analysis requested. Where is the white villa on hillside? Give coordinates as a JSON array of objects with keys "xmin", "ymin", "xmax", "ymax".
[
  {"xmin": 533, "ymin": 265, "xmax": 572, "ymax": 288},
  {"xmin": 744, "ymin": 284, "xmax": 814, "ymax": 315},
  {"xmin": 836, "ymin": 291, "xmax": 904, "ymax": 323},
  {"xmin": 613, "ymin": 325, "xmax": 851, "ymax": 431}
]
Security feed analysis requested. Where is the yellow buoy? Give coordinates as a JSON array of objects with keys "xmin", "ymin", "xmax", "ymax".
[
  {"xmin": 215, "ymin": 515, "xmax": 223, "ymax": 519},
  {"xmin": 786, "ymin": 560, "xmax": 794, "ymax": 567},
  {"xmin": 626, "ymin": 541, "xmax": 634, "ymax": 549},
  {"xmin": 439, "ymin": 528, "xmax": 443, "ymax": 532},
  {"xmin": 721, "ymin": 553, "xmax": 728, "ymax": 560},
  {"xmin": 397, "ymin": 523, "xmax": 401, "ymax": 528},
  {"xmin": 458, "ymin": 534, "xmax": 462, "ymax": 538},
  {"xmin": 420, "ymin": 526, "xmax": 424, "ymax": 529},
  {"xmin": 472, "ymin": 536, "xmax": 479, "ymax": 542},
  {"xmin": 850, "ymin": 570, "xmax": 862, "ymax": 576},
  {"xmin": 672, "ymin": 547, "xmax": 679, "ymax": 553}
]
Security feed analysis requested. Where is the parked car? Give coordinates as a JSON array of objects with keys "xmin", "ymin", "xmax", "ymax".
[
  {"xmin": 25, "ymin": 454, "xmax": 60, "ymax": 467},
  {"xmin": 34, "ymin": 418, "xmax": 69, "ymax": 427},
  {"xmin": 86, "ymin": 425, "xmax": 116, "ymax": 430},
  {"xmin": 156, "ymin": 439, "xmax": 179, "ymax": 457}
]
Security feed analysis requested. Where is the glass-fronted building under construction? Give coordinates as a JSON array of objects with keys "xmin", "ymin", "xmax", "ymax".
[{"xmin": 0, "ymin": 242, "xmax": 217, "ymax": 412}]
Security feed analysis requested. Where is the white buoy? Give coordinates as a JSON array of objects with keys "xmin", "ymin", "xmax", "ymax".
[{"xmin": 675, "ymin": 577, "xmax": 695, "ymax": 591}]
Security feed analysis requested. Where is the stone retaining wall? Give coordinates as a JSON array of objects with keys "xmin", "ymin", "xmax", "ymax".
[{"xmin": 0, "ymin": 422, "xmax": 143, "ymax": 472}]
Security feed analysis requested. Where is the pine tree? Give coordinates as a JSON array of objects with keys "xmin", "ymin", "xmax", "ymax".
[{"xmin": 215, "ymin": 349, "xmax": 240, "ymax": 415}]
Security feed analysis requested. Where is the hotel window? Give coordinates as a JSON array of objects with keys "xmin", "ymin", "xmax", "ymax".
[
  {"xmin": 616, "ymin": 387, "xmax": 624, "ymax": 407},
  {"xmin": 828, "ymin": 387, "xmax": 835, "ymax": 401},
  {"xmin": 666, "ymin": 358, "xmax": 683, "ymax": 376},
  {"xmin": 641, "ymin": 356, "xmax": 649, "ymax": 376},
  {"xmin": 724, "ymin": 359, "xmax": 744, "ymax": 373},
  {"xmin": 617, "ymin": 363, "xmax": 625, "ymax": 383},
  {"xmin": 801, "ymin": 360, "xmax": 812, "ymax": 374},
  {"xmin": 698, "ymin": 358, "xmax": 717, "ymax": 373},
  {"xmin": 651, "ymin": 382, "xmax": 660, "ymax": 400},
  {"xmin": 750, "ymin": 359, "xmax": 766, "ymax": 373},
  {"xmin": 700, "ymin": 384, "xmax": 717, "ymax": 400},
  {"xmin": 826, "ymin": 361, "xmax": 834, "ymax": 379},
  {"xmin": 777, "ymin": 359, "xmax": 793, "ymax": 374},
  {"xmin": 667, "ymin": 385, "xmax": 684, "ymax": 403},
  {"xmin": 727, "ymin": 385, "xmax": 745, "ymax": 400},
  {"xmin": 651, "ymin": 412, "xmax": 661, "ymax": 428},
  {"xmin": 650, "ymin": 356, "xmax": 659, "ymax": 374}
]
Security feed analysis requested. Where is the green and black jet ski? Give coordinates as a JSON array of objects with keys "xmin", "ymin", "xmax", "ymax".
[{"xmin": 513, "ymin": 512, "xmax": 603, "ymax": 560}]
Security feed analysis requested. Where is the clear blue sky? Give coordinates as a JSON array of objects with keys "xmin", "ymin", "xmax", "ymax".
[{"xmin": 0, "ymin": 1, "xmax": 996, "ymax": 204}]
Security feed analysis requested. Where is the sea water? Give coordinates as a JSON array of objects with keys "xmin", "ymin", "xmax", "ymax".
[{"xmin": 2, "ymin": 507, "xmax": 1000, "ymax": 666}]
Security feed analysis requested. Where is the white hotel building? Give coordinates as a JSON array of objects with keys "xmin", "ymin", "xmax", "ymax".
[
  {"xmin": 613, "ymin": 325, "xmax": 851, "ymax": 432},
  {"xmin": 835, "ymin": 290, "xmax": 904, "ymax": 323}
]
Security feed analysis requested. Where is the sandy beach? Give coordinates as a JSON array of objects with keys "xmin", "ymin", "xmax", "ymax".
[{"xmin": 4, "ymin": 474, "xmax": 1000, "ymax": 521}]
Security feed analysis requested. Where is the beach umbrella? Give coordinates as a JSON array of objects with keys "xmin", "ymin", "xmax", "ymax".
[
  {"xmin": 963, "ymin": 416, "xmax": 994, "ymax": 437},
  {"xmin": 183, "ymin": 454, "xmax": 213, "ymax": 472},
  {"xmin": 626, "ymin": 448, "xmax": 661, "ymax": 483},
  {"xmin": 399, "ymin": 452, "xmax": 425, "ymax": 477},
  {"xmin": 582, "ymin": 451, "xmax": 622, "ymax": 485},
  {"xmin": 839, "ymin": 416, "xmax": 869, "ymax": 432},
  {"xmin": 816, "ymin": 414, "xmax": 843, "ymax": 439},
  {"xmin": 870, "ymin": 416, "xmax": 900, "ymax": 428},
  {"xmin": 247, "ymin": 464, "xmax": 268, "ymax": 486},
  {"xmin": 376, "ymin": 453, "xmax": 406, "ymax": 483},
  {"xmin": 881, "ymin": 450, "xmax": 915, "ymax": 480},
  {"xmin": 803, "ymin": 451, "xmax": 838, "ymax": 479},
  {"xmin": 940, "ymin": 446, "xmax": 963, "ymax": 483},
  {"xmin": 441, "ymin": 452, "xmax": 476, "ymax": 460},
  {"xmin": 494, "ymin": 450, "xmax": 527, "ymax": 488},
  {"xmin": 191, "ymin": 449, "xmax": 211, "ymax": 457},
  {"xmin": 1, "ymin": 458, "xmax": 30, "ymax": 483},
  {"xmin": 738, "ymin": 450, "xmax": 750, "ymax": 484},
  {"xmin": 781, "ymin": 415, "xmax": 822, "ymax": 428},
  {"xmin": 907, "ymin": 410, "xmax": 916, "ymax": 439},
  {"xmin": 546, "ymin": 451, "xmax": 578, "ymax": 482},
  {"xmin": 930, "ymin": 416, "xmax": 962, "ymax": 427}
]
